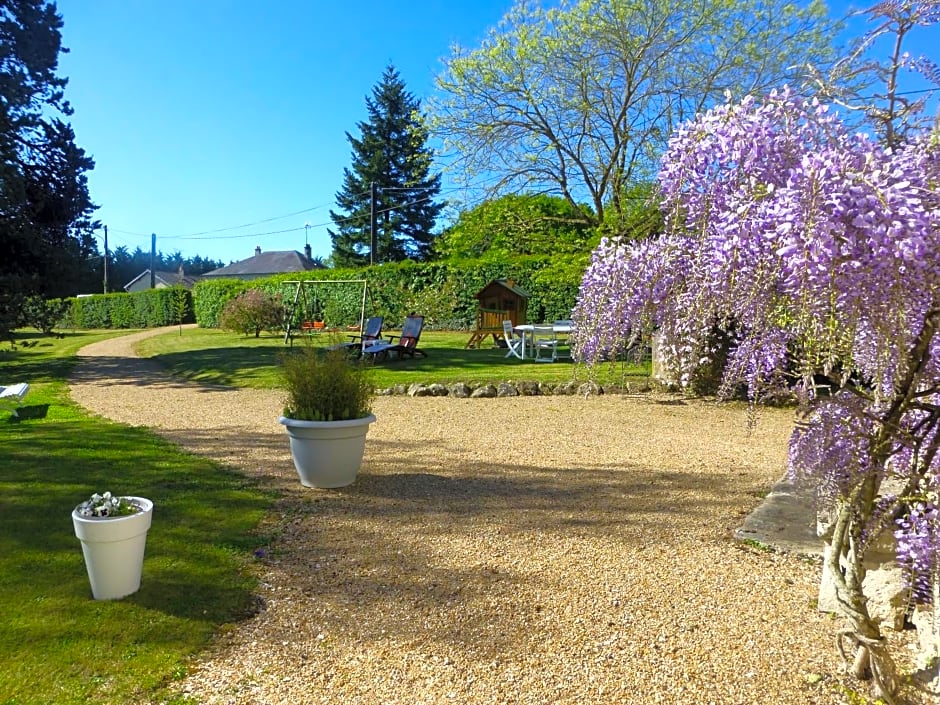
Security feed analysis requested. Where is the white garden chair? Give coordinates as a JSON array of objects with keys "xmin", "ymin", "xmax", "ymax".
[
  {"xmin": 532, "ymin": 326, "xmax": 558, "ymax": 362},
  {"xmin": 502, "ymin": 321, "xmax": 525, "ymax": 359}
]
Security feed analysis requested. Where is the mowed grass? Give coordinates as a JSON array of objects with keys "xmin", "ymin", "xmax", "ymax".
[
  {"xmin": 0, "ymin": 330, "xmax": 274, "ymax": 705},
  {"xmin": 136, "ymin": 326, "xmax": 652, "ymax": 390}
]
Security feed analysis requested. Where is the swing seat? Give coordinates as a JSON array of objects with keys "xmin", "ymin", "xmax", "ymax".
[{"xmin": 282, "ymin": 279, "xmax": 370, "ymax": 345}]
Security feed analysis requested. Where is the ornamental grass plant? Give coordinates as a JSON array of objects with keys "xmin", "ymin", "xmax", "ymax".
[{"xmin": 280, "ymin": 343, "xmax": 374, "ymax": 422}]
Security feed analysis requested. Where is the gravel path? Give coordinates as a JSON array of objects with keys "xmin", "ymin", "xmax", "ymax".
[{"xmin": 68, "ymin": 328, "xmax": 899, "ymax": 705}]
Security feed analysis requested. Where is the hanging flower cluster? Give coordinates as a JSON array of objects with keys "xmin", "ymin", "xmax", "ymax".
[{"xmin": 574, "ymin": 86, "xmax": 940, "ymax": 600}]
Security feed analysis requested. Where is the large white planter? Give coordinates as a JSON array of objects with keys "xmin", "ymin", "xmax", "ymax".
[
  {"xmin": 72, "ymin": 497, "xmax": 153, "ymax": 600},
  {"xmin": 278, "ymin": 414, "xmax": 376, "ymax": 488}
]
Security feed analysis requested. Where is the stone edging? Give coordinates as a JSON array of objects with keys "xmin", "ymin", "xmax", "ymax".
[{"xmin": 376, "ymin": 379, "xmax": 653, "ymax": 398}]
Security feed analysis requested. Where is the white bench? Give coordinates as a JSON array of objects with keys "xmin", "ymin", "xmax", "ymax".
[{"xmin": 0, "ymin": 383, "xmax": 30, "ymax": 417}]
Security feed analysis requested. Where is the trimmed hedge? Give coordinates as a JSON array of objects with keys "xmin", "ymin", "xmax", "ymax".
[
  {"xmin": 192, "ymin": 279, "xmax": 250, "ymax": 328},
  {"xmin": 63, "ymin": 287, "xmax": 194, "ymax": 329},
  {"xmin": 194, "ymin": 257, "xmax": 586, "ymax": 330},
  {"xmin": 60, "ymin": 257, "xmax": 586, "ymax": 332}
]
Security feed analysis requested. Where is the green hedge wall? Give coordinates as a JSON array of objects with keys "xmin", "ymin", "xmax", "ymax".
[
  {"xmin": 192, "ymin": 279, "xmax": 251, "ymax": 328},
  {"xmin": 192, "ymin": 257, "xmax": 587, "ymax": 330},
  {"xmin": 60, "ymin": 258, "xmax": 587, "ymax": 332},
  {"xmin": 63, "ymin": 287, "xmax": 194, "ymax": 329}
]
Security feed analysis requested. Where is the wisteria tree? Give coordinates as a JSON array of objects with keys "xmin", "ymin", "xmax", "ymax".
[{"xmin": 572, "ymin": 86, "xmax": 940, "ymax": 705}]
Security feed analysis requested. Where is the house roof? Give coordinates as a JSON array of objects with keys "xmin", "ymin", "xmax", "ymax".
[
  {"xmin": 123, "ymin": 269, "xmax": 200, "ymax": 291},
  {"xmin": 202, "ymin": 250, "xmax": 322, "ymax": 278}
]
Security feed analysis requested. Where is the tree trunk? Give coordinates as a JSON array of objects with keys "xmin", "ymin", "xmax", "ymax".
[{"xmin": 828, "ymin": 501, "xmax": 903, "ymax": 704}]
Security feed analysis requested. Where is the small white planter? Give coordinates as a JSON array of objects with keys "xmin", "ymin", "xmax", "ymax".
[
  {"xmin": 72, "ymin": 497, "xmax": 153, "ymax": 600},
  {"xmin": 278, "ymin": 414, "xmax": 376, "ymax": 488}
]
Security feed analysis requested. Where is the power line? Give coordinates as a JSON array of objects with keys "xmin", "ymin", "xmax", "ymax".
[
  {"xmin": 108, "ymin": 184, "xmax": 462, "ymax": 243},
  {"xmin": 109, "ymin": 227, "xmax": 151, "ymax": 238},
  {"xmin": 165, "ymin": 225, "xmax": 307, "ymax": 241},
  {"xmin": 178, "ymin": 202, "xmax": 334, "ymax": 237}
]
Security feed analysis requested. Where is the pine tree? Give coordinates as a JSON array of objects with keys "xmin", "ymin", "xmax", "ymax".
[{"xmin": 329, "ymin": 65, "xmax": 443, "ymax": 267}]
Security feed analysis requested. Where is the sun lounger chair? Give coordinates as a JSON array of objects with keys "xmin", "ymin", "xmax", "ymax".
[
  {"xmin": 0, "ymin": 382, "xmax": 30, "ymax": 417},
  {"xmin": 329, "ymin": 316, "xmax": 384, "ymax": 355},
  {"xmin": 364, "ymin": 315, "xmax": 427, "ymax": 361}
]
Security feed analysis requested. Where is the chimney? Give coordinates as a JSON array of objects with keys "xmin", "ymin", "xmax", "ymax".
[
  {"xmin": 254, "ymin": 246, "xmax": 261, "ymax": 257},
  {"xmin": 304, "ymin": 243, "xmax": 312, "ymax": 260}
]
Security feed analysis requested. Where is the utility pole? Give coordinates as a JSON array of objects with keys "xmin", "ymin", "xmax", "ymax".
[
  {"xmin": 150, "ymin": 233, "xmax": 156, "ymax": 289},
  {"xmin": 102, "ymin": 224, "xmax": 109, "ymax": 294},
  {"xmin": 370, "ymin": 181, "xmax": 377, "ymax": 265}
]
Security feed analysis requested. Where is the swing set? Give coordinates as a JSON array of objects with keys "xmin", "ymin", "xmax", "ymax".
[{"xmin": 282, "ymin": 279, "xmax": 371, "ymax": 344}]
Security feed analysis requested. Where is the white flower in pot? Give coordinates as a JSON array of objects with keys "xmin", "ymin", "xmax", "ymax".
[{"xmin": 72, "ymin": 491, "xmax": 153, "ymax": 600}]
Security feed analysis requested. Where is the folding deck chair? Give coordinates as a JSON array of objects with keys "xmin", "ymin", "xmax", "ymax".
[
  {"xmin": 0, "ymin": 383, "xmax": 30, "ymax": 418},
  {"xmin": 364, "ymin": 315, "xmax": 427, "ymax": 361},
  {"xmin": 329, "ymin": 316, "xmax": 384, "ymax": 356}
]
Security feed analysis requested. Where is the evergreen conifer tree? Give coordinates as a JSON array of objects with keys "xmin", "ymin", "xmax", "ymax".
[{"xmin": 329, "ymin": 65, "xmax": 443, "ymax": 267}]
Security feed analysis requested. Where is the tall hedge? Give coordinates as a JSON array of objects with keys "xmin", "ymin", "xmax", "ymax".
[
  {"xmin": 63, "ymin": 287, "xmax": 194, "ymax": 329},
  {"xmin": 192, "ymin": 257, "xmax": 586, "ymax": 330},
  {"xmin": 59, "ymin": 258, "xmax": 585, "ymax": 332},
  {"xmin": 192, "ymin": 279, "xmax": 251, "ymax": 328}
]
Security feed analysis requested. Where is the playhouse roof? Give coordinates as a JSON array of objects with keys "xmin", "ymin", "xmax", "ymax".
[{"xmin": 475, "ymin": 278, "xmax": 531, "ymax": 299}]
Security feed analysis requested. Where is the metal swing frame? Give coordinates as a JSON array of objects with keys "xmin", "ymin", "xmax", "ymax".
[{"xmin": 282, "ymin": 279, "xmax": 370, "ymax": 344}]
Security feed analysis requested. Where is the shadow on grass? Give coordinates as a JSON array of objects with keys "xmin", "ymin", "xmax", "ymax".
[
  {"xmin": 0, "ymin": 419, "xmax": 271, "ymax": 623},
  {"xmin": 5, "ymin": 404, "xmax": 49, "ymax": 421},
  {"xmin": 146, "ymin": 342, "xmax": 585, "ymax": 388}
]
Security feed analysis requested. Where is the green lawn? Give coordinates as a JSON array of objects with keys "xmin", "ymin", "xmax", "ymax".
[
  {"xmin": 0, "ymin": 330, "xmax": 274, "ymax": 705},
  {"xmin": 136, "ymin": 326, "xmax": 651, "ymax": 391}
]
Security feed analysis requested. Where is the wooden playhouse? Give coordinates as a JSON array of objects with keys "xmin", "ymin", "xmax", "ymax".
[{"xmin": 465, "ymin": 278, "xmax": 531, "ymax": 348}]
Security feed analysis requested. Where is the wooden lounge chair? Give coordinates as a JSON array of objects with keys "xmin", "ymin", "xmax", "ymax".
[
  {"xmin": 364, "ymin": 315, "xmax": 427, "ymax": 361},
  {"xmin": 0, "ymin": 382, "xmax": 30, "ymax": 418},
  {"xmin": 329, "ymin": 316, "xmax": 384, "ymax": 355}
]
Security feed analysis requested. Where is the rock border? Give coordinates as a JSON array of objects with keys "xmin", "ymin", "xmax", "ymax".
[{"xmin": 376, "ymin": 379, "xmax": 654, "ymax": 398}]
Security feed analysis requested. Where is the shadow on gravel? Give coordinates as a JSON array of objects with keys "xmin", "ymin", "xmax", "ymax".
[{"xmin": 70, "ymin": 355, "xmax": 239, "ymax": 392}]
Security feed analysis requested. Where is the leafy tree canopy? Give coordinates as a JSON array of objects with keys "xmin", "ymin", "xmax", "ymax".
[
  {"xmin": 430, "ymin": 0, "xmax": 837, "ymax": 231},
  {"xmin": 0, "ymin": 0, "xmax": 98, "ymax": 337},
  {"xmin": 329, "ymin": 65, "xmax": 443, "ymax": 267},
  {"xmin": 434, "ymin": 193, "xmax": 595, "ymax": 260}
]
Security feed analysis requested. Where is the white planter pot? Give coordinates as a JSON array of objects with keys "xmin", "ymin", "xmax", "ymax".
[
  {"xmin": 278, "ymin": 414, "xmax": 376, "ymax": 488},
  {"xmin": 72, "ymin": 497, "xmax": 153, "ymax": 600}
]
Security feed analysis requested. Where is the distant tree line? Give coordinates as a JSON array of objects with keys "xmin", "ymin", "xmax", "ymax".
[{"xmin": 105, "ymin": 246, "xmax": 223, "ymax": 292}]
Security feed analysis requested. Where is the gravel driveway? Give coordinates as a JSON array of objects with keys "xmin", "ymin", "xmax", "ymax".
[{"xmin": 67, "ymin": 328, "xmax": 894, "ymax": 705}]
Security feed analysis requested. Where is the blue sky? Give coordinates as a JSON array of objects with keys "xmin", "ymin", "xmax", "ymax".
[{"xmin": 54, "ymin": 1, "xmax": 938, "ymax": 266}]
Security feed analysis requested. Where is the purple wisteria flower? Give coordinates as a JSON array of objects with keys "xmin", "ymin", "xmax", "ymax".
[{"xmin": 574, "ymin": 85, "xmax": 940, "ymax": 607}]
